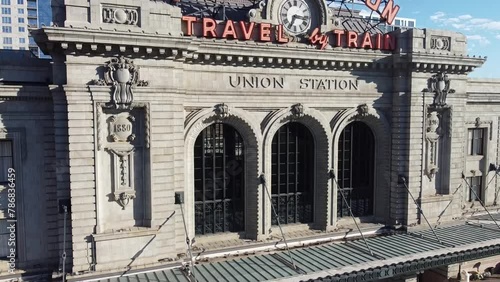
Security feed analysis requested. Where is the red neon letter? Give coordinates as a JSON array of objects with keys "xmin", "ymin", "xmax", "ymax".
[
  {"xmin": 182, "ymin": 16, "xmax": 197, "ymax": 36},
  {"xmin": 347, "ymin": 31, "xmax": 358, "ymax": 48},
  {"xmin": 277, "ymin": 25, "xmax": 289, "ymax": 43},
  {"xmin": 333, "ymin": 30, "xmax": 345, "ymax": 47},
  {"xmin": 365, "ymin": 0, "xmax": 381, "ymax": 11},
  {"xmin": 222, "ymin": 21, "xmax": 237, "ymax": 39},
  {"xmin": 383, "ymin": 34, "xmax": 396, "ymax": 50},
  {"xmin": 260, "ymin": 23, "xmax": 271, "ymax": 41},
  {"xmin": 375, "ymin": 33, "xmax": 382, "ymax": 49},
  {"xmin": 239, "ymin": 22, "xmax": 255, "ymax": 40},
  {"xmin": 361, "ymin": 33, "xmax": 373, "ymax": 49},
  {"xmin": 381, "ymin": 0, "xmax": 400, "ymax": 25},
  {"xmin": 203, "ymin": 18, "xmax": 217, "ymax": 37}
]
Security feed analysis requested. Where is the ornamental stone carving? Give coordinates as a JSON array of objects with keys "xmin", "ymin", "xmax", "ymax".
[
  {"xmin": 108, "ymin": 114, "xmax": 136, "ymax": 143},
  {"xmin": 427, "ymin": 72, "xmax": 455, "ymax": 107},
  {"xmin": 430, "ymin": 36, "xmax": 451, "ymax": 51},
  {"xmin": 214, "ymin": 103, "xmax": 230, "ymax": 119},
  {"xmin": 357, "ymin": 104, "xmax": 369, "ymax": 117},
  {"xmin": 91, "ymin": 56, "xmax": 149, "ymax": 110},
  {"xmin": 104, "ymin": 56, "xmax": 138, "ymax": 109},
  {"xmin": 425, "ymin": 111, "xmax": 441, "ymax": 180},
  {"xmin": 107, "ymin": 148, "xmax": 136, "ymax": 210},
  {"xmin": 102, "ymin": 6, "xmax": 139, "ymax": 25},
  {"xmin": 291, "ymin": 103, "xmax": 304, "ymax": 119}
]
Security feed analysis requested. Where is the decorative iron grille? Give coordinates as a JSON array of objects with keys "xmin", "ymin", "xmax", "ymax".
[
  {"xmin": 271, "ymin": 122, "xmax": 314, "ymax": 225},
  {"xmin": 194, "ymin": 123, "xmax": 244, "ymax": 235}
]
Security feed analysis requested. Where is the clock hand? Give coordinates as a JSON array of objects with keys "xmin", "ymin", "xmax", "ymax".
[{"xmin": 290, "ymin": 15, "xmax": 297, "ymax": 27}]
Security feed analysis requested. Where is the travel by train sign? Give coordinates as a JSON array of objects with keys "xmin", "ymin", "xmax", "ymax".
[{"xmin": 181, "ymin": 0, "xmax": 400, "ymax": 51}]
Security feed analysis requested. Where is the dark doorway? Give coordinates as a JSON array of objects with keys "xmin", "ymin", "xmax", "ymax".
[
  {"xmin": 337, "ymin": 121, "xmax": 375, "ymax": 218},
  {"xmin": 271, "ymin": 122, "xmax": 314, "ymax": 225},
  {"xmin": 193, "ymin": 123, "xmax": 244, "ymax": 235}
]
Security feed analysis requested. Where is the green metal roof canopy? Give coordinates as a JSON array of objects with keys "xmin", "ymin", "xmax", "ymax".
[{"xmin": 89, "ymin": 223, "xmax": 500, "ymax": 282}]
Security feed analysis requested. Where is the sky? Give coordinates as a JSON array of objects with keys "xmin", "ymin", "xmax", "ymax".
[{"xmin": 394, "ymin": 0, "xmax": 500, "ymax": 78}]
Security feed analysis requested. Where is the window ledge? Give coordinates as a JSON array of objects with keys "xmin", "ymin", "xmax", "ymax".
[{"xmin": 92, "ymin": 227, "xmax": 159, "ymax": 242}]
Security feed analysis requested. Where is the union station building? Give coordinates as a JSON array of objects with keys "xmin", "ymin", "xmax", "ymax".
[{"xmin": 1, "ymin": 0, "xmax": 500, "ymax": 281}]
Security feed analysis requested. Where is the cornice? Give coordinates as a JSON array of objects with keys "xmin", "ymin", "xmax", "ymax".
[
  {"xmin": 0, "ymin": 85, "xmax": 52, "ymax": 100},
  {"xmin": 34, "ymin": 27, "xmax": 485, "ymax": 73},
  {"xmin": 404, "ymin": 52, "xmax": 486, "ymax": 74},
  {"xmin": 33, "ymin": 27, "xmax": 397, "ymax": 71}
]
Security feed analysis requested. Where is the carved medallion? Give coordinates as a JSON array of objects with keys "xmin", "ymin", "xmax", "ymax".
[
  {"xmin": 102, "ymin": 6, "xmax": 139, "ymax": 25},
  {"xmin": 430, "ymin": 36, "xmax": 451, "ymax": 51},
  {"xmin": 109, "ymin": 114, "xmax": 135, "ymax": 143}
]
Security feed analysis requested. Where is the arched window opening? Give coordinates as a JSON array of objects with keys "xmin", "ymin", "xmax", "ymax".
[
  {"xmin": 194, "ymin": 123, "xmax": 244, "ymax": 235},
  {"xmin": 337, "ymin": 121, "xmax": 375, "ymax": 218},
  {"xmin": 271, "ymin": 122, "xmax": 314, "ymax": 225}
]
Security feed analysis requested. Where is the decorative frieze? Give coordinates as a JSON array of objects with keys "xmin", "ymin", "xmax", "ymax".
[{"xmin": 102, "ymin": 6, "xmax": 139, "ymax": 26}]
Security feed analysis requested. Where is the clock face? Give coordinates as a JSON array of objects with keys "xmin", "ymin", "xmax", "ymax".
[{"xmin": 279, "ymin": 0, "xmax": 312, "ymax": 35}]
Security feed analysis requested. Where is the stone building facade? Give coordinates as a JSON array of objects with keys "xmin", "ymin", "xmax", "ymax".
[{"xmin": 0, "ymin": 0, "xmax": 500, "ymax": 281}]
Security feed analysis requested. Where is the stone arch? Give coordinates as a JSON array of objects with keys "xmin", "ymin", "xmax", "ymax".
[
  {"xmin": 261, "ymin": 104, "xmax": 331, "ymax": 234},
  {"xmin": 184, "ymin": 105, "xmax": 261, "ymax": 240},
  {"xmin": 331, "ymin": 104, "xmax": 392, "ymax": 225}
]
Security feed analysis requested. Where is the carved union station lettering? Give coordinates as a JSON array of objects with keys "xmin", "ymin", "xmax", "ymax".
[
  {"xmin": 299, "ymin": 78, "xmax": 359, "ymax": 90},
  {"xmin": 229, "ymin": 75, "xmax": 285, "ymax": 89}
]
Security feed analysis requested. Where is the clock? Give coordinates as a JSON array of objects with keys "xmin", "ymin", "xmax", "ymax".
[{"xmin": 279, "ymin": 0, "xmax": 313, "ymax": 35}]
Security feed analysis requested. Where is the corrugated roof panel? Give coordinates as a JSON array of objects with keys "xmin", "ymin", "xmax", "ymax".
[
  {"xmin": 323, "ymin": 244, "xmax": 373, "ymax": 265},
  {"xmin": 236, "ymin": 257, "xmax": 275, "ymax": 281},
  {"xmin": 295, "ymin": 248, "xmax": 338, "ymax": 270},
  {"xmin": 245, "ymin": 256, "xmax": 282, "ymax": 280},
  {"xmin": 390, "ymin": 234, "xmax": 441, "ymax": 253},
  {"xmin": 304, "ymin": 244, "xmax": 356, "ymax": 268},
  {"xmin": 92, "ymin": 223, "xmax": 500, "ymax": 282}
]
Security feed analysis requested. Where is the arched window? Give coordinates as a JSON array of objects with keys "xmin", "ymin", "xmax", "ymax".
[
  {"xmin": 337, "ymin": 121, "xmax": 374, "ymax": 218},
  {"xmin": 271, "ymin": 122, "xmax": 314, "ymax": 225},
  {"xmin": 194, "ymin": 123, "xmax": 244, "ymax": 235}
]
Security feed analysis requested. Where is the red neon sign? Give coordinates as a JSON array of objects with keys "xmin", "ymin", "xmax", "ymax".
[
  {"xmin": 364, "ymin": 0, "xmax": 400, "ymax": 25},
  {"xmin": 181, "ymin": 16, "xmax": 396, "ymax": 51}
]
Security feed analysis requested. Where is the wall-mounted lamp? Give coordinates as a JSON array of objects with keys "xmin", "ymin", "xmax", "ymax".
[
  {"xmin": 328, "ymin": 169, "xmax": 335, "ymax": 180},
  {"xmin": 174, "ymin": 192, "xmax": 184, "ymax": 205},
  {"xmin": 397, "ymin": 174, "xmax": 407, "ymax": 185},
  {"xmin": 489, "ymin": 163, "xmax": 499, "ymax": 172},
  {"xmin": 259, "ymin": 174, "xmax": 266, "ymax": 185}
]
